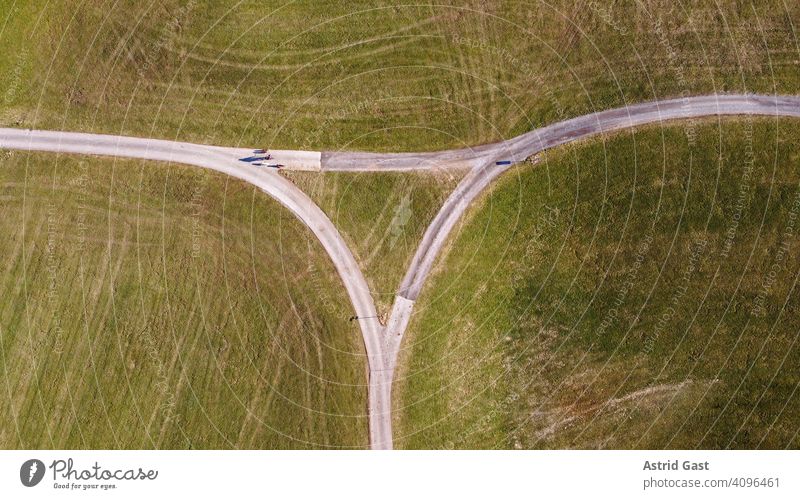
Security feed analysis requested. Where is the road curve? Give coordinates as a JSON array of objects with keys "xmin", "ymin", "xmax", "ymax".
[
  {"xmin": 3, "ymin": 93, "xmax": 800, "ymax": 450},
  {"xmin": 396, "ymin": 95, "xmax": 800, "ymax": 298},
  {"xmin": 381, "ymin": 93, "xmax": 800, "ymax": 448},
  {"xmin": 0, "ymin": 128, "xmax": 392, "ymax": 449},
  {"xmin": 322, "ymin": 94, "xmax": 800, "ymax": 173}
]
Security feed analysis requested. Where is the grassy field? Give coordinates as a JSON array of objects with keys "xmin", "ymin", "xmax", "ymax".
[
  {"xmin": 3, "ymin": 1, "xmax": 800, "ymax": 450},
  {"xmin": 394, "ymin": 119, "xmax": 800, "ymax": 449},
  {"xmin": 0, "ymin": 151, "xmax": 367, "ymax": 449},
  {"xmin": 285, "ymin": 170, "xmax": 461, "ymax": 312},
  {"xmin": 1, "ymin": 1, "xmax": 799, "ymax": 152}
]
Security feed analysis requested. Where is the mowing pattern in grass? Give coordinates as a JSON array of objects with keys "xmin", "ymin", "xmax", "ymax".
[
  {"xmin": 0, "ymin": 152, "xmax": 366, "ymax": 449},
  {"xmin": 285, "ymin": 170, "xmax": 461, "ymax": 312},
  {"xmin": 1, "ymin": 1, "xmax": 799, "ymax": 151},
  {"xmin": 395, "ymin": 120, "xmax": 800, "ymax": 449}
]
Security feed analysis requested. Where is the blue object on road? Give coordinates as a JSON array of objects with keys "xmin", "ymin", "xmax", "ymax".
[{"xmin": 496, "ymin": 160, "xmax": 512, "ymax": 165}]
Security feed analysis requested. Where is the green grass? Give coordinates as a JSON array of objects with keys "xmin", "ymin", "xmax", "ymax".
[
  {"xmin": 3, "ymin": 1, "xmax": 800, "ymax": 450},
  {"xmin": 1, "ymin": 1, "xmax": 799, "ymax": 152},
  {"xmin": 285, "ymin": 170, "xmax": 461, "ymax": 312},
  {"xmin": 0, "ymin": 151, "xmax": 367, "ymax": 448},
  {"xmin": 394, "ymin": 119, "xmax": 800, "ymax": 449}
]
